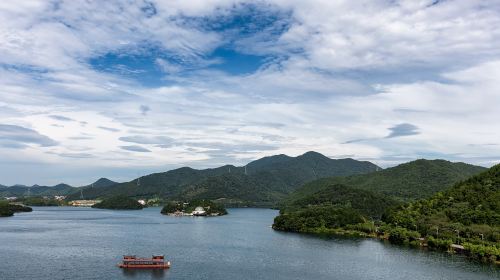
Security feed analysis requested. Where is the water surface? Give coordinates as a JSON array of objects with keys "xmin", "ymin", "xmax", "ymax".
[{"xmin": 0, "ymin": 207, "xmax": 498, "ymax": 280}]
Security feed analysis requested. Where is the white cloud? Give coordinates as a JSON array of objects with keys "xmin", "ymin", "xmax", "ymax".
[{"xmin": 0, "ymin": 0, "xmax": 499, "ymax": 185}]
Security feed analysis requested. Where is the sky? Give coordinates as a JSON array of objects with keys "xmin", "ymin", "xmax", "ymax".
[{"xmin": 1, "ymin": 0, "xmax": 500, "ymax": 186}]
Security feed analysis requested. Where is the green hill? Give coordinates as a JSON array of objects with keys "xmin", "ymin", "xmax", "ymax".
[
  {"xmin": 0, "ymin": 183, "xmax": 76, "ymax": 197},
  {"xmin": 288, "ymin": 159, "xmax": 486, "ymax": 202},
  {"xmin": 275, "ymin": 162, "xmax": 499, "ymax": 263},
  {"xmin": 64, "ymin": 178, "xmax": 118, "ymax": 200},
  {"xmin": 91, "ymin": 195, "xmax": 143, "ymax": 210},
  {"xmin": 0, "ymin": 178, "xmax": 117, "ymax": 199},
  {"xmin": 82, "ymin": 178, "xmax": 117, "ymax": 188},
  {"xmin": 67, "ymin": 151, "xmax": 380, "ymax": 206},
  {"xmin": 384, "ymin": 164, "xmax": 500, "ymax": 262},
  {"xmin": 273, "ymin": 184, "xmax": 399, "ymax": 233}
]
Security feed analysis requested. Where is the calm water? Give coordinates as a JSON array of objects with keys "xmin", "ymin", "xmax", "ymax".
[{"xmin": 0, "ymin": 207, "xmax": 498, "ymax": 280}]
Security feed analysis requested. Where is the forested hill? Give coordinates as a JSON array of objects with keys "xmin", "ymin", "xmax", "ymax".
[
  {"xmin": 287, "ymin": 159, "xmax": 486, "ymax": 202},
  {"xmin": 0, "ymin": 183, "xmax": 75, "ymax": 197},
  {"xmin": 274, "ymin": 163, "xmax": 499, "ymax": 263},
  {"xmin": 66, "ymin": 151, "xmax": 380, "ymax": 205},
  {"xmin": 0, "ymin": 178, "xmax": 117, "ymax": 198},
  {"xmin": 273, "ymin": 184, "xmax": 399, "ymax": 233},
  {"xmin": 382, "ymin": 164, "xmax": 500, "ymax": 261},
  {"xmin": 386, "ymin": 163, "xmax": 500, "ymax": 237}
]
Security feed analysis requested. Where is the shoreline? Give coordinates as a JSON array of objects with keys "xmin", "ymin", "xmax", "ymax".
[{"xmin": 272, "ymin": 226, "xmax": 500, "ymax": 266}]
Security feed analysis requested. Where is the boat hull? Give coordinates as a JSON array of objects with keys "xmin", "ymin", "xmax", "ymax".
[{"xmin": 118, "ymin": 263, "xmax": 170, "ymax": 269}]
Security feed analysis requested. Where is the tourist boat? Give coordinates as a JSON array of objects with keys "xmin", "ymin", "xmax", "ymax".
[{"xmin": 118, "ymin": 255, "xmax": 171, "ymax": 269}]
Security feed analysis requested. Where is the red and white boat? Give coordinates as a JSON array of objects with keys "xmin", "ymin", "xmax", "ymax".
[{"xmin": 118, "ymin": 255, "xmax": 171, "ymax": 269}]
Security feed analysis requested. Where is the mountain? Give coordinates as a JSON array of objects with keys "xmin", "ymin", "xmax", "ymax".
[
  {"xmin": 66, "ymin": 151, "xmax": 380, "ymax": 206},
  {"xmin": 287, "ymin": 159, "xmax": 486, "ymax": 202},
  {"xmin": 179, "ymin": 173, "xmax": 289, "ymax": 206},
  {"xmin": 64, "ymin": 178, "xmax": 118, "ymax": 200},
  {"xmin": 0, "ymin": 183, "xmax": 75, "ymax": 197},
  {"xmin": 273, "ymin": 163, "xmax": 500, "ymax": 263},
  {"xmin": 0, "ymin": 178, "xmax": 117, "ymax": 198},
  {"xmin": 83, "ymin": 178, "xmax": 117, "ymax": 188},
  {"xmin": 383, "ymin": 164, "xmax": 500, "ymax": 261}
]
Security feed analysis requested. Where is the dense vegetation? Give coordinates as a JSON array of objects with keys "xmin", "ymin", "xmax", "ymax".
[
  {"xmin": 0, "ymin": 178, "xmax": 117, "ymax": 199},
  {"xmin": 23, "ymin": 197, "xmax": 61, "ymax": 206},
  {"xmin": 0, "ymin": 201, "xmax": 32, "ymax": 217},
  {"xmin": 0, "ymin": 183, "xmax": 76, "ymax": 197},
  {"xmin": 67, "ymin": 151, "xmax": 380, "ymax": 206},
  {"xmin": 288, "ymin": 159, "xmax": 485, "ymax": 202},
  {"xmin": 161, "ymin": 199, "xmax": 227, "ymax": 216},
  {"xmin": 91, "ymin": 196, "xmax": 144, "ymax": 210},
  {"xmin": 273, "ymin": 184, "xmax": 398, "ymax": 233},
  {"xmin": 275, "ymin": 163, "xmax": 500, "ymax": 264},
  {"xmin": 382, "ymin": 164, "xmax": 500, "ymax": 262}
]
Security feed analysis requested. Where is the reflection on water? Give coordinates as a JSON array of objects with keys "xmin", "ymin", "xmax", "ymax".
[
  {"xmin": 0, "ymin": 207, "xmax": 498, "ymax": 280},
  {"xmin": 122, "ymin": 269, "xmax": 168, "ymax": 279}
]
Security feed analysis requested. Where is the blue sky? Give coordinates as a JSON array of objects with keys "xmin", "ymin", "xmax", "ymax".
[{"xmin": 1, "ymin": 0, "xmax": 500, "ymax": 185}]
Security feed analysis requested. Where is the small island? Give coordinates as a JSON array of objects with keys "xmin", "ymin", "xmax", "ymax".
[
  {"xmin": 0, "ymin": 201, "xmax": 33, "ymax": 217},
  {"xmin": 91, "ymin": 195, "xmax": 144, "ymax": 210},
  {"xmin": 161, "ymin": 200, "xmax": 227, "ymax": 216},
  {"xmin": 23, "ymin": 197, "xmax": 62, "ymax": 206}
]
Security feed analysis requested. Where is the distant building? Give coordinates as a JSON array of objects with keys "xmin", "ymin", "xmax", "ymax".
[
  {"xmin": 192, "ymin": 206, "xmax": 207, "ymax": 216},
  {"xmin": 54, "ymin": 196, "xmax": 66, "ymax": 201},
  {"xmin": 4, "ymin": 197, "xmax": 17, "ymax": 201},
  {"xmin": 137, "ymin": 199, "xmax": 146, "ymax": 205},
  {"xmin": 69, "ymin": 200, "xmax": 100, "ymax": 207}
]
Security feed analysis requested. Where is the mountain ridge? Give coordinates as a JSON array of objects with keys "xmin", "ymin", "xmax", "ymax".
[
  {"xmin": 65, "ymin": 151, "xmax": 381, "ymax": 205},
  {"xmin": 287, "ymin": 159, "xmax": 486, "ymax": 202},
  {"xmin": 0, "ymin": 178, "xmax": 117, "ymax": 197}
]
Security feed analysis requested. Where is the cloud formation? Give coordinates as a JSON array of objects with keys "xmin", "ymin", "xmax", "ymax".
[
  {"xmin": 120, "ymin": 145, "xmax": 152, "ymax": 153},
  {"xmin": 0, "ymin": 0, "xmax": 499, "ymax": 185},
  {"xmin": 0, "ymin": 124, "xmax": 58, "ymax": 148},
  {"xmin": 386, "ymin": 123, "xmax": 420, "ymax": 138}
]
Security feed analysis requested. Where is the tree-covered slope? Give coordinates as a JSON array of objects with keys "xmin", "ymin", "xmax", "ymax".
[
  {"xmin": 68, "ymin": 151, "xmax": 380, "ymax": 206},
  {"xmin": 83, "ymin": 178, "xmax": 117, "ymax": 188},
  {"xmin": 91, "ymin": 195, "xmax": 143, "ymax": 210},
  {"xmin": 276, "ymin": 163, "xmax": 500, "ymax": 263},
  {"xmin": 385, "ymin": 163, "xmax": 500, "ymax": 241},
  {"xmin": 383, "ymin": 164, "xmax": 500, "ymax": 262},
  {"xmin": 178, "ymin": 173, "xmax": 290, "ymax": 206},
  {"xmin": 273, "ymin": 184, "xmax": 399, "ymax": 233},
  {"xmin": 288, "ymin": 159, "xmax": 486, "ymax": 202},
  {"xmin": 0, "ymin": 183, "xmax": 76, "ymax": 197},
  {"xmin": 65, "ymin": 178, "xmax": 118, "ymax": 200},
  {"xmin": 0, "ymin": 178, "xmax": 118, "ymax": 199}
]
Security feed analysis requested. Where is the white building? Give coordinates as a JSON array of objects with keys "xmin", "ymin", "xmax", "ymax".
[{"xmin": 192, "ymin": 206, "xmax": 206, "ymax": 216}]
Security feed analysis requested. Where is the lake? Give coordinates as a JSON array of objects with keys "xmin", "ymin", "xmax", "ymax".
[{"xmin": 0, "ymin": 207, "xmax": 498, "ymax": 280}]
